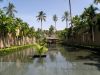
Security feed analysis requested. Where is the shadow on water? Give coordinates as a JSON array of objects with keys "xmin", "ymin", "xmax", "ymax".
[
  {"xmin": 59, "ymin": 45, "xmax": 100, "ymax": 71},
  {"xmin": 0, "ymin": 48, "xmax": 34, "ymax": 63},
  {"xmin": 84, "ymin": 63, "xmax": 100, "ymax": 70},
  {"xmin": 75, "ymin": 49, "xmax": 100, "ymax": 70}
]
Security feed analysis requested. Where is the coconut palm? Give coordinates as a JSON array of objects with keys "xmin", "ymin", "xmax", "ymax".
[
  {"xmin": 53, "ymin": 14, "xmax": 58, "ymax": 31},
  {"xmin": 62, "ymin": 11, "xmax": 69, "ymax": 28},
  {"xmin": 36, "ymin": 11, "xmax": 46, "ymax": 30},
  {"xmin": 81, "ymin": 5, "xmax": 98, "ymax": 42},
  {"xmin": 3, "ymin": 2, "xmax": 17, "ymax": 17},
  {"xmin": 68, "ymin": 0, "xmax": 72, "ymax": 27}
]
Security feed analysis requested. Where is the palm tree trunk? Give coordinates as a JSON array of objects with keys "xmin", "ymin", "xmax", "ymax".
[
  {"xmin": 69, "ymin": 0, "xmax": 72, "ymax": 27},
  {"xmin": 41, "ymin": 20, "xmax": 42, "ymax": 31},
  {"xmin": 82, "ymin": 34, "xmax": 84, "ymax": 43},
  {"xmin": 55, "ymin": 21, "xmax": 56, "ymax": 32},
  {"xmin": 66, "ymin": 19, "xmax": 68, "ymax": 28},
  {"xmin": 0, "ymin": 36, "xmax": 4, "ymax": 48},
  {"xmin": 92, "ymin": 26, "xmax": 95, "ymax": 42}
]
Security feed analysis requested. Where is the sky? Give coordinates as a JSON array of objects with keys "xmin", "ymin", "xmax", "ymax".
[{"xmin": 1, "ymin": 0, "xmax": 100, "ymax": 30}]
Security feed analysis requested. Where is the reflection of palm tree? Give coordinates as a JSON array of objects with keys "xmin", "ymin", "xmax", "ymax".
[
  {"xmin": 36, "ymin": 11, "xmax": 46, "ymax": 30},
  {"xmin": 3, "ymin": 2, "xmax": 17, "ymax": 17}
]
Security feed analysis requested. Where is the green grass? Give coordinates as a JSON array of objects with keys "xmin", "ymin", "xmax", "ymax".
[{"xmin": 0, "ymin": 44, "xmax": 34, "ymax": 56}]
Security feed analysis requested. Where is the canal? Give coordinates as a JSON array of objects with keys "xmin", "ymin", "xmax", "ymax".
[{"xmin": 0, "ymin": 45, "xmax": 100, "ymax": 75}]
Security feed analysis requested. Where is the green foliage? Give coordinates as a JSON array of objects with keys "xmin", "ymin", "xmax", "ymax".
[
  {"xmin": 57, "ymin": 28, "xmax": 68, "ymax": 40},
  {"xmin": 33, "ymin": 43, "xmax": 48, "ymax": 55},
  {"xmin": 0, "ymin": 9, "xmax": 35, "ymax": 38},
  {"xmin": 0, "ymin": 45, "xmax": 34, "ymax": 56},
  {"xmin": 59, "ymin": 5, "xmax": 100, "ymax": 43},
  {"xmin": 49, "ymin": 25, "xmax": 55, "ymax": 36}
]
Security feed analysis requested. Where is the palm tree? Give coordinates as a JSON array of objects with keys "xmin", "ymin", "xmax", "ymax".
[
  {"xmin": 62, "ymin": 11, "xmax": 69, "ymax": 28},
  {"xmin": 81, "ymin": 5, "xmax": 98, "ymax": 42},
  {"xmin": 68, "ymin": 0, "xmax": 72, "ymax": 27},
  {"xmin": 36, "ymin": 11, "xmax": 46, "ymax": 30},
  {"xmin": 3, "ymin": 2, "xmax": 17, "ymax": 17},
  {"xmin": 94, "ymin": 0, "xmax": 100, "ymax": 4},
  {"xmin": 53, "ymin": 14, "xmax": 58, "ymax": 31}
]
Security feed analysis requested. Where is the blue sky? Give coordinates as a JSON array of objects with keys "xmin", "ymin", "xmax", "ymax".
[{"xmin": 1, "ymin": 0, "xmax": 100, "ymax": 30}]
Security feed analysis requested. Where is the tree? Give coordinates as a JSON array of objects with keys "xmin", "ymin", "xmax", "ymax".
[
  {"xmin": 0, "ymin": 9, "xmax": 36, "ymax": 48},
  {"xmin": 53, "ymin": 14, "xmax": 58, "ymax": 31},
  {"xmin": 3, "ymin": 2, "xmax": 17, "ymax": 17},
  {"xmin": 68, "ymin": 0, "xmax": 72, "ymax": 27},
  {"xmin": 81, "ymin": 5, "xmax": 98, "ymax": 42},
  {"xmin": 49, "ymin": 25, "xmax": 55, "ymax": 36},
  {"xmin": 36, "ymin": 11, "xmax": 46, "ymax": 30},
  {"xmin": 35, "ymin": 28, "xmax": 42, "ymax": 43},
  {"xmin": 62, "ymin": 11, "xmax": 69, "ymax": 28}
]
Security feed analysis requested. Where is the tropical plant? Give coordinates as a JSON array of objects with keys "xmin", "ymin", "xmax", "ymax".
[
  {"xmin": 68, "ymin": 0, "xmax": 72, "ymax": 27},
  {"xmin": 3, "ymin": 2, "xmax": 17, "ymax": 17},
  {"xmin": 53, "ymin": 14, "xmax": 58, "ymax": 31},
  {"xmin": 62, "ymin": 11, "xmax": 69, "ymax": 28},
  {"xmin": 49, "ymin": 25, "xmax": 55, "ymax": 36},
  {"xmin": 81, "ymin": 5, "xmax": 98, "ymax": 42},
  {"xmin": 34, "ymin": 43, "xmax": 48, "ymax": 55},
  {"xmin": 59, "ymin": 28, "xmax": 68, "ymax": 40},
  {"xmin": 36, "ymin": 11, "xmax": 46, "ymax": 30},
  {"xmin": 0, "ymin": 9, "xmax": 36, "ymax": 49}
]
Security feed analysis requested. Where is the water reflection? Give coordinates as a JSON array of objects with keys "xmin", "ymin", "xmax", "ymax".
[
  {"xmin": 0, "ymin": 46, "xmax": 100, "ymax": 75},
  {"xmin": 0, "ymin": 48, "xmax": 34, "ymax": 62}
]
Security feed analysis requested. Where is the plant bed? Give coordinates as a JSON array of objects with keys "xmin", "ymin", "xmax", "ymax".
[
  {"xmin": 0, "ymin": 44, "xmax": 34, "ymax": 56},
  {"xmin": 33, "ymin": 43, "xmax": 48, "ymax": 58},
  {"xmin": 33, "ymin": 55, "xmax": 46, "ymax": 58}
]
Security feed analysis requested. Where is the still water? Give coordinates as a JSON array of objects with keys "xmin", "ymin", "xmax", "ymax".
[{"xmin": 0, "ymin": 45, "xmax": 100, "ymax": 75}]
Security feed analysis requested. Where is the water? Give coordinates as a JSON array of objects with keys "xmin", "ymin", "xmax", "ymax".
[{"xmin": 0, "ymin": 45, "xmax": 100, "ymax": 75}]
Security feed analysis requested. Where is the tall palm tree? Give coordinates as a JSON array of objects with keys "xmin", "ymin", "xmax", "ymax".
[
  {"xmin": 81, "ymin": 5, "xmax": 98, "ymax": 42},
  {"xmin": 53, "ymin": 14, "xmax": 58, "ymax": 31},
  {"xmin": 69, "ymin": 0, "xmax": 72, "ymax": 27},
  {"xmin": 36, "ymin": 11, "xmax": 46, "ymax": 30},
  {"xmin": 3, "ymin": 2, "xmax": 17, "ymax": 17},
  {"xmin": 62, "ymin": 11, "xmax": 69, "ymax": 28},
  {"xmin": 94, "ymin": 0, "xmax": 100, "ymax": 4}
]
